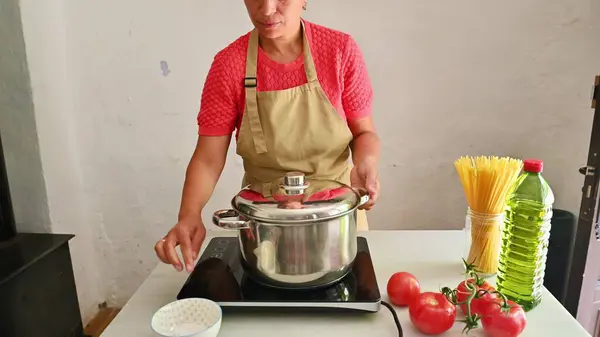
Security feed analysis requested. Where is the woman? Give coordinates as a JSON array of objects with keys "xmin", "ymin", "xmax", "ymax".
[{"xmin": 155, "ymin": 0, "xmax": 381, "ymax": 272}]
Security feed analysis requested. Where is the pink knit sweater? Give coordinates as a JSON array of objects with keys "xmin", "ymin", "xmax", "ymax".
[{"xmin": 197, "ymin": 20, "xmax": 374, "ymax": 138}]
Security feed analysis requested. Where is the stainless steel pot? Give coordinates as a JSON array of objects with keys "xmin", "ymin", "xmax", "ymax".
[{"xmin": 212, "ymin": 172, "xmax": 370, "ymax": 289}]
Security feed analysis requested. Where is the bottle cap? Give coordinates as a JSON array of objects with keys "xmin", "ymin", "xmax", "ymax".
[{"xmin": 523, "ymin": 159, "xmax": 543, "ymax": 173}]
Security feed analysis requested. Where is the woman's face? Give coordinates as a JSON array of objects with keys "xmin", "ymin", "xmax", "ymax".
[{"xmin": 244, "ymin": 0, "xmax": 306, "ymax": 40}]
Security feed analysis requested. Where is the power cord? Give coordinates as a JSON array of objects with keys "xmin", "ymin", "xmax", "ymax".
[{"xmin": 381, "ymin": 301, "xmax": 403, "ymax": 337}]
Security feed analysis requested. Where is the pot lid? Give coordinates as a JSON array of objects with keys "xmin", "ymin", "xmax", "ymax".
[{"xmin": 231, "ymin": 172, "xmax": 369, "ymax": 223}]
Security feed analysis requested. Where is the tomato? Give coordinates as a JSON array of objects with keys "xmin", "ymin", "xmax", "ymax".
[
  {"xmin": 480, "ymin": 299, "xmax": 527, "ymax": 337},
  {"xmin": 409, "ymin": 292, "xmax": 457, "ymax": 335},
  {"xmin": 456, "ymin": 278, "xmax": 498, "ymax": 316},
  {"xmin": 387, "ymin": 272, "xmax": 421, "ymax": 307}
]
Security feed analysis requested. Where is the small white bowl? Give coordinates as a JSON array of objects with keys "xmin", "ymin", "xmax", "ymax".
[{"xmin": 151, "ymin": 298, "xmax": 222, "ymax": 337}]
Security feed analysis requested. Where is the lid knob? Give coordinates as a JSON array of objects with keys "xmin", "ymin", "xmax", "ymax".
[
  {"xmin": 284, "ymin": 172, "xmax": 305, "ymax": 187},
  {"xmin": 282, "ymin": 172, "xmax": 309, "ymax": 195}
]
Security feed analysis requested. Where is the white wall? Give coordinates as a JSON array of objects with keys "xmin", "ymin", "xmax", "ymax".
[
  {"xmin": 9, "ymin": 0, "xmax": 600, "ymax": 324},
  {"xmin": 1, "ymin": 0, "xmax": 105, "ymax": 323},
  {"xmin": 0, "ymin": 0, "xmax": 50, "ymax": 234},
  {"xmin": 15, "ymin": 0, "xmax": 105, "ymax": 323}
]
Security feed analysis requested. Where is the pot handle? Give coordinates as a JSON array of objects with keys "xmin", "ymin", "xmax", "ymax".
[
  {"xmin": 354, "ymin": 188, "xmax": 371, "ymax": 207},
  {"xmin": 212, "ymin": 209, "xmax": 251, "ymax": 230}
]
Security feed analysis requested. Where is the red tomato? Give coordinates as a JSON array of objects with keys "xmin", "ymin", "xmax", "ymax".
[
  {"xmin": 386, "ymin": 272, "xmax": 421, "ymax": 307},
  {"xmin": 456, "ymin": 278, "xmax": 498, "ymax": 316},
  {"xmin": 409, "ymin": 292, "xmax": 457, "ymax": 335},
  {"xmin": 480, "ymin": 299, "xmax": 527, "ymax": 337}
]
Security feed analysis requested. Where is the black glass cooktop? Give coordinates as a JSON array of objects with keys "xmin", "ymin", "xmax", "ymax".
[{"xmin": 177, "ymin": 236, "xmax": 381, "ymax": 313}]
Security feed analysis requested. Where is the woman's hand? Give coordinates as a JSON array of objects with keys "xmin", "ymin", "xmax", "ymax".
[
  {"xmin": 350, "ymin": 160, "xmax": 380, "ymax": 210},
  {"xmin": 154, "ymin": 214, "xmax": 206, "ymax": 272}
]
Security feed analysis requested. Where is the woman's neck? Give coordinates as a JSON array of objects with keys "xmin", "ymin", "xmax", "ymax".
[{"xmin": 259, "ymin": 21, "xmax": 303, "ymax": 63}]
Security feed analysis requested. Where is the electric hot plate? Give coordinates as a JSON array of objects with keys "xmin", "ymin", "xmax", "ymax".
[{"xmin": 177, "ymin": 236, "xmax": 382, "ymax": 313}]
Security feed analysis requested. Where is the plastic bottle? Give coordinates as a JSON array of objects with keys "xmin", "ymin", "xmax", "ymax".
[{"xmin": 496, "ymin": 158, "xmax": 554, "ymax": 311}]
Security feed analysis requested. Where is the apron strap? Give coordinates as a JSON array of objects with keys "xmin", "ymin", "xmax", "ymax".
[
  {"xmin": 262, "ymin": 182, "xmax": 274, "ymax": 198},
  {"xmin": 243, "ymin": 21, "xmax": 318, "ymax": 155},
  {"xmin": 244, "ymin": 29, "xmax": 268, "ymax": 154},
  {"xmin": 248, "ymin": 180, "xmax": 277, "ymax": 198},
  {"xmin": 299, "ymin": 21, "xmax": 318, "ymax": 84}
]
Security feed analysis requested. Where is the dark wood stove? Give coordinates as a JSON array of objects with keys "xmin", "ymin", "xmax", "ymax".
[{"xmin": 0, "ymin": 134, "xmax": 87, "ymax": 337}]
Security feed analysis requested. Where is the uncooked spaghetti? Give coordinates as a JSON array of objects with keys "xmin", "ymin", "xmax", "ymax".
[{"xmin": 454, "ymin": 156, "xmax": 523, "ymax": 275}]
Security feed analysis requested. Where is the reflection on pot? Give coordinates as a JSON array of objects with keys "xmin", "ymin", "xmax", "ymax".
[
  {"xmin": 278, "ymin": 199, "xmax": 304, "ymax": 209},
  {"xmin": 253, "ymin": 240, "xmax": 278, "ymax": 274},
  {"xmin": 237, "ymin": 213, "xmax": 356, "ymax": 289},
  {"xmin": 236, "ymin": 185, "xmax": 352, "ymax": 210}
]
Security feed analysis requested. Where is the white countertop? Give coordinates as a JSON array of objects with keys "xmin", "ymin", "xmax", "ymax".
[{"xmin": 100, "ymin": 230, "xmax": 591, "ymax": 337}]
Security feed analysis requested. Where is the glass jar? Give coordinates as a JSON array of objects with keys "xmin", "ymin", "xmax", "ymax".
[{"xmin": 463, "ymin": 208, "xmax": 505, "ymax": 276}]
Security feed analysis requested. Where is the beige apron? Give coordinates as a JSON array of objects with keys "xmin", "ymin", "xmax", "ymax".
[{"xmin": 236, "ymin": 22, "xmax": 369, "ymax": 231}]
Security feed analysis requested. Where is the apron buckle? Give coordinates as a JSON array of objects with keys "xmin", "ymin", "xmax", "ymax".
[{"xmin": 244, "ymin": 77, "xmax": 257, "ymax": 88}]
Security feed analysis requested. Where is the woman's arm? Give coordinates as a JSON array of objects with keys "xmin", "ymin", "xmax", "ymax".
[
  {"xmin": 157, "ymin": 135, "xmax": 231, "ymax": 272},
  {"xmin": 178, "ymin": 135, "xmax": 231, "ymax": 222},
  {"xmin": 348, "ymin": 116, "xmax": 380, "ymax": 167},
  {"xmin": 348, "ymin": 116, "xmax": 380, "ymax": 210},
  {"xmin": 340, "ymin": 34, "xmax": 379, "ymax": 164},
  {"xmin": 157, "ymin": 52, "xmax": 238, "ymax": 271},
  {"xmin": 341, "ymin": 35, "xmax": 380, "ymax": 209},
  {"xmin": 180, "ymin": 52, "xmax": 238, "ymax": 220}
]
